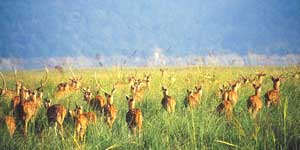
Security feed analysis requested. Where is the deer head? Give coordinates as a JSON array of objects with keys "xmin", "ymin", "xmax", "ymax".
[
  {"xmin": 105, "ymin": 88, "xmax": 116, "ymax": 104},
  {"xmin": 271, "ymin": 75, "xmax": 281, "ymax": 90},
  {"xmin": 126, "ymin": 95, "xmax": 135, "ymax": 110},
  {"xmin": 252, "ymin": 84, "xmax": 262, "ymax": 95}
]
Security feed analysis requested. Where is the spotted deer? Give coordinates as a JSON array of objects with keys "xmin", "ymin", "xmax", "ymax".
[
  {"xmin": 5, "ymin": 116, "xmax": 16, "ymax": 138},
  {"xmin": 247, "ymin": 84, "xmax": 263, "ymax": 118},
  {"xmin": 103, "ymin": 88, "xmax": 117, "ymax": 128},
  {"xmin": 228, "ymin": 81, "xmax": 241, "ymax": 107},
  {"xmin": 126, "ymin": 96, "xmax": 142, "ymax": 136},
  {"xmin": 22, "ymin": 90, "xmax": 40, "ymax": 134},
  {"xmin": 161, "ymin": 86, "xmax": 176, "ymax": 113},
  {"xmin": 44, "ymin": 99, "xmax": 67, "ymax": 135},
  {"xmin": 69, "ymin": 105, "xmax": 88, "ymax": 141},
  {"xmin": 0, "ymin": 70, "xmax": 22, "ymax": 98},
  {"xmin": 141, "ymin": 73, "xmax": 151, "ymax": 90},
  {"xmin": 265, "ymin": 75, "xmax": 282, "ymax": 107},
  {"xmin": 130, "ymin": 83, "xmax": 145, "ymax": 102},
  {"xmin": 216, "ymin": 87, "xmax": 232, "ymax": 121},
  {"xmin": 82, "ymin": 87, "xmax": 106, "ymax": 114},
  {"xmin": 12, "ymin": 85, "xmax": 30, "ymax": 121},
  {"xmin": 184, "ymin": 86, "xmax": 203, "ymax": 109}
]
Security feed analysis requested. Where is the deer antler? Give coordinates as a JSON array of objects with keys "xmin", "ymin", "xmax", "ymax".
[
  {"xmin": 0, "ymin": 72, "xmax": 5, "ymax": 90},
  {"xmin": 67, "ymin": 63, "xmax": 76, "ymax": 79},
  {"xmin": 14, "ymin": 67, "xmax": 18, "ymax": 84},
  {"xmin": 37, "ymin": 67, "xmax": 49, "ymax": 90}
]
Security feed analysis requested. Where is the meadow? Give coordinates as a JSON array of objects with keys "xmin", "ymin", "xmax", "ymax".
[{"xmin": 0, "ymin": 66, "xmax": 300, "ymax": 150}]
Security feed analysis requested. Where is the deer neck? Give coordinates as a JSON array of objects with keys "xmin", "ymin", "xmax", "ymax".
[
  {"xmin": 255, "ymin": 90, "xmax": 261, "ymax": 96},
  {"xmin": 273, "ymin": 85, "xmax": 280, "ymax": 91},
  {"xmin": 128, "ymin": 104, "xmax": 135, "ymax": 110},
  {"xmin": 16, "ymin": 87, "xmax": 20, "ymax": 96},
  {"xmin": 233, "ymin": 87, "xmax": 238, "ymax": 93}
]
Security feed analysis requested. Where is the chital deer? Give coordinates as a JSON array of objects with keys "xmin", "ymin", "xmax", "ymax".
[
  {"xmin": 103, "ymin": 88, "xmax": 117, "ymax": 128},
  {"xmin": 44, "ymin": 99, "xmax": 67, "ymax": 135},
  {"xmin": 161, "ymin": 86, "xmax": 176, "ymax": 113},
  {"xmin": 82, "ymin": 87, "xmax": 106, "ymax": 114},
  {"xmin": 12, "ymin": 85, "xmax": 29, "ymax": 121},
  {"xmin": 0, "ymin": 70, "xmax": 22, "ymax": 98},
  {"xmin": 265, "ymin": 75, "xmax": 282, "ymax": 107},
  {"xmin": 5, "ymin": 116, "xmax": 16, "ymax": 138},
  {"xmin": 55, "ymin": 76, "xmax": 81, "ymax": 97},
  {"xmin": 126, "ymin": 96, "xmax": 142, "ymax": 136},
  {"xmin": 216, "ymin": 87, "xmax": 232, "ymax": 121},
  {"xmin": 247, "ymin": 84, "xmax": 263, "ymax": 118},
  {"xmin": 141, "ymin": 74, "xmax": 151, "ymax": 90},
  {"xmin": 130, "ymin": 84, "xmax": 145, "ymax": 102},
  {"xmin": 22, "ymin": 90, "xmax": 40, "ymax": 134},
  {"xmin": 184, "ymin": 86, "xmax": 203, "ymax": 109},
  {"xmin": 69, "ymin": 105, "xmax": 88, "ymax": 141},
  {"xmin": 113, "ymin": 76, "xmax": 136, "ymax": 88},
  {"xmin": 228, "ymin": 81, "xmax": 241, "ymax": 107}
]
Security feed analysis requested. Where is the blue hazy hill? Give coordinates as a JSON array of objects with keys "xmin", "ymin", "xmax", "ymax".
[{"xmin": 0, "ymin": 0, "xmax": 300, "ymax": 59}]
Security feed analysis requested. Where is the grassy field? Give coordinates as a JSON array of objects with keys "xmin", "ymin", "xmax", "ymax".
[{"xmin": 0, "ymin": 66, "xmax": 300, "ymax": 150}]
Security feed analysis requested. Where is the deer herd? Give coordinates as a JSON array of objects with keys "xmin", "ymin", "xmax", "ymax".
[{"xmin": 0, "ymin": 68, "xmax": 297, "ymax": 141}]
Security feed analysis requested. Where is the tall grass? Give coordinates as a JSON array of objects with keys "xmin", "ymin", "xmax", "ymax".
[{"xmin": 0, "ymin": 66, "xmax": 299, "ymax": 149}]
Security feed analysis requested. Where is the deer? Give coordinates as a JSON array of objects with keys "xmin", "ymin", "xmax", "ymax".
[
  {"xmin": 216, "ymin": 87, "xmax": 233, "ymax": 121},
  {"xmin": 69, "ymin": 105, "xmax": 88, "ymax": 141},
  {"xmin": 113, "ymin": 76, "xmax": 136, "ymax": 88},
  {"xmin": 125, "ymin": 95, "xmax": 142, "ymax": 136},
  {"xmin": 54, "ymin": 76, "xmax": 82, "ymax": 98},
  {"xmin": 141, "ymin": 73, "xmax": 151, "ymax": 90},
  {"xmin": 19, "ymin": 68, "xmax": 48, "ymax": 134},
  {"xmin": 228, "ymin": 81, "xmax": 241, "ymax": 107},
  {"xmin": 184, "ymin": 86, "xmax": 203, "ymax": 109},
  {"xmin": 44, "ymin": 99, "xmax": 67, "ymax": 135},
  {"xmin": 247, "ymin": 84, "xmax": 263, "ymax": 118},
  {"xmin": 0, "ymin": 69, "xmax": 22, "ymax": 98},
  {"xmin": 130, "ymin": 83, "xmax": 145, "ymax": 102},
  {"xmin": 82, "ymin": 87, "xmax": 106, "ymax": 114},
  {"xmin": 161, "ymin": 86, "xmax": 176, "ymax": 113},
  {"xmin": 21, "ymin": 90, "xmax": 40, "ymax": 134},
  {"xmin": 5, "ymin": 116, "xmax": 16, "ymax": 138},
  {"xmin": 265, "ymin": 75, "xmax": 282, "ymax": 107},
  {"xmin": 103, "ymin": 88, "xmax": 117, "ymax": 128}
]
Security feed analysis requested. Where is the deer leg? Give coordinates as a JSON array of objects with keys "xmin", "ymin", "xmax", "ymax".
[{"xmin": 54, "ymin": 122, "xmax": 58, "ymax": 136}]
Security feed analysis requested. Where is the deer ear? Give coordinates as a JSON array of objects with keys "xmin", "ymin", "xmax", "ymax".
[
  {"xmin": 104, "ymin": 92, "xmax": 109, "ymax": 98},
  {"xmin": 126, "ymin": 95, "xmax": 130, "ymax": 100},
  {"xmin": 271, "ymin": 75, "xmax": 275, "ymax": 81}
]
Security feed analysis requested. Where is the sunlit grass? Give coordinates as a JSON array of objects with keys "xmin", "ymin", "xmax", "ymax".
[{"xmin": 0, "ymin": 66, "xmax": 299, "ymax": 149}]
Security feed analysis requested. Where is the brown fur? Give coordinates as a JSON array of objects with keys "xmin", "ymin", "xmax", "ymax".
[
  {"xmin": 5, "ymin": 116, "xmax": 16, "ymax": 138},
  {"xmin": 44, "ymin": 99, "xmax": 67, "ymax": 135},
  {"xmin": 184, "ymin": 86, "xmax": 202, "ymax": 109},
  {"xmin": 22, "ymin": 91, "xmax": 40, "ymax": 134},
  {"xmin": 265, "ymin": 76, "xmax": 281, "ymax": 107},
  {"xmin": 69, "ymin": 106, "xmax": 92, "ymax": 141},
  {"xmin": 161, "ymin": 87, "xmax": 176, "ymax": 113},
  {"xmin": 228, "ymin": 81, "xmax": 240, "ymax": 107},
  {"xmin": 83, "ymin": 88, "xmax": 106, "ymax": 114},
  {"xmin": 126, "ymin": 96, "xmax": 142, "ymax": 135},
  {"xmin": 247, "ymin": 84, "xmax": 263, "ymax": 118},
  {"xmin": 103, "ymin": 88, "xmax": 117, "ymax": 128},
  {"xmin": 216, "ymin": 89, "xmax": 232, "ymax": 121}
]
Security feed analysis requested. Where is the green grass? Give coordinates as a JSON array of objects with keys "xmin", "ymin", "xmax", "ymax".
[{"xmin": 0, "ymin": 66, "xmax": 300, "ymax": 150}]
